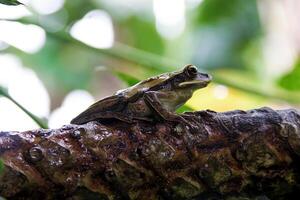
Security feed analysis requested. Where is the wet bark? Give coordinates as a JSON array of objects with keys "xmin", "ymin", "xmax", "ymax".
[{"xmin": 1, "ymin": 107, "xmax": 300, "ymax": 200}]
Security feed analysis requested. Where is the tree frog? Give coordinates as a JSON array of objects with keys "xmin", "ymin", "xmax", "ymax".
[{"xmin": 71, "ymin": 65, "xmax": 212, "ymax": 129}]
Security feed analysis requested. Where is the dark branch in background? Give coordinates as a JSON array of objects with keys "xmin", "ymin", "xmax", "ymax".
[{"xmin": 1, "ymin": 107, "xmax": 300, "ymax": 199}]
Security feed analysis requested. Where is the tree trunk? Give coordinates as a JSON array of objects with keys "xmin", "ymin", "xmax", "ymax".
[{"xmin": 1, "ymin": 107, "xmax": 300, "ymax": 200}]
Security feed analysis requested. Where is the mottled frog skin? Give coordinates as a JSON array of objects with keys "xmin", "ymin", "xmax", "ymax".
[{"xmin": 71, "ymin": 65, "xmax": 212, "ymax": 126}]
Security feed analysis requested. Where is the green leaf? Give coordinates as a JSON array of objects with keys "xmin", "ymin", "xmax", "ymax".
[
  {"xmin": 0, "ymin": 0, "xmax": 22, "ymax": 5},
  {"xmin": 0, "ymin": 159, "xmax": 3, "ymax": 174},
  {"xmin": 278, "ymin": 59, "xmax": 300, "ymax": 91},
  {"xmin": 0, "ymin": 86, "xmax": 8, "ymax": 97},
  {"xmin": 176, "ymin": 105, "xmax": 194, "ymax": 113},
  {"xmin": 197, "ymin": 0, "xmax": 241, "ymax": 23}
]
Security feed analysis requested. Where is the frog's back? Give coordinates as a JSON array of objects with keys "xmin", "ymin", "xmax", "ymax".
[
  {"xmin": 71, "ymin": 70, "xmax": 177, "ymax": 124},
  {"xmin": 116, "ymin": 73, "xmax": 171, "ymax": 98},
  {"xmin": 70, "ymin": 94, "xmax": 127, "ymax": 124}
]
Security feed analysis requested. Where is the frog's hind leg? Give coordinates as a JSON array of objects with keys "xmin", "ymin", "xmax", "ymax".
[
  {"xmin": 97, "ymin": 112, "xmax": 154, "ymax": 123},
  {"xmin": 71, "ymin": 111, "xmax": 133, "ymax": 124},
  {"xmin": 92, "ymin": 111, "xmax": 134, "ymax": 123},
  {"xmin": 132, "ymin": 116, "xmax": 154, "ymax": 122}
]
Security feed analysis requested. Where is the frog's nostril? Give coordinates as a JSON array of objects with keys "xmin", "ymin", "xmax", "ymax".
[{"xmin": 200, "ymin": 73, "xmax": 212, "ymax": 80}]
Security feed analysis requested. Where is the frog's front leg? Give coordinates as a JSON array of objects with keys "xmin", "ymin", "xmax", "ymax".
[{"xmin": 144, "ymin": 91, "xmax": 197, "ymax": 132}]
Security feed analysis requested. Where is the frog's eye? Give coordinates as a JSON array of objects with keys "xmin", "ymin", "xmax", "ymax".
[{"xmin": 185, "ymin": 65, "xmax": 198, "ymax": 76}]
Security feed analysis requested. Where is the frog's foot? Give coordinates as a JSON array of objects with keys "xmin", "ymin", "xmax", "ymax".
[
  {"xmin": 188, "ymin": 125, "xmax": 199, "ymax": 134},
  {"xmin": 162, "ymin": 115, "xmax": 198, "ymax": 134},
  {"xmin": 180, "ymin": 119, "xmax": 199, "ymax": 134}
]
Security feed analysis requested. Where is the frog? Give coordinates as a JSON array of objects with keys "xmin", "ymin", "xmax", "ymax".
[{"xmin": 70, "ymin": 65, "xmax": 212, "ymax": 130}]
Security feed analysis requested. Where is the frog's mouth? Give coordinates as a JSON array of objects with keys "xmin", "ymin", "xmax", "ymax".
[
  {"xmin": 178, "ymin": 80, "xmax": 209, "ymax": 87},
  {"xmin": 178, "ymin": 72, "xmax": 212, "ymax": 88},
  {"xmin": 179, "ymin": 80, "xmax": 209, "ymax": 87}
]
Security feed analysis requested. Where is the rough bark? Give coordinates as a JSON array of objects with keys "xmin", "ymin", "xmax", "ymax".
[{"xmin": 1, "ymin": 107, "xmax": 300, "ymax": 200}]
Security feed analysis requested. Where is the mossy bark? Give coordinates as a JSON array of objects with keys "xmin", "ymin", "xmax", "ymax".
[{"xmin": 1, "ymin": 107, "xmax": 300, "ymax": 199}]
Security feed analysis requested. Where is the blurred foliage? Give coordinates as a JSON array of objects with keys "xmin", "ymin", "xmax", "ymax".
[
  {"xmin": 0, "ymin": 0, "xmax": 299, "ymax": 126},
  {"xmin": 19, "ymin": 38, "xmax": 95, "ymax": 91},
  {"xmin": 118, "ymin": 16, "xmax": 165, "ymax": 55},
  {"xmin": 114, "ymin": 71, "xmax": 140, "ymax": 86},
  {"xmin": 193, "ymin": 0, "xmax": 261, "ymax": 69}
]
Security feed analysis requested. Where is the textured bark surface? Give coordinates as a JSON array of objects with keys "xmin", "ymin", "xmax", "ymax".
[{"xmin": 1, "ymin": 107, "xmax": 300, "ymax": 200}]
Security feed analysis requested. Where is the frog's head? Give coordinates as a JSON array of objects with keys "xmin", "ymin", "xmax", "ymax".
[
  {"xmin": 175, "ymin": 64, "xmax": 212, "ymax": 89},
  {"xmin": 121, "ymin": 64, "xmax": 212, "ymax": 98}
]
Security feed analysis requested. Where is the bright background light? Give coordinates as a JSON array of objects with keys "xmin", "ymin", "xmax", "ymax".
[
  {"xmin": 213, "ymin": 85, "xmax": 229, "ymax": 100},
  {"xmin": 0, "ymin": 98, "xmax": 41, "ymax": 131},
  {"xmin": 29, "ymin": 0, "xmax": 65, "ymax": 15},
  {"xmin": 70, "ymin": 10, "xmax": 114, "ymax": 49},
  {"xmin": 0, "ymin": 54, "xmax": 50, "ymax": 131},
  {"xmin": 0, "ymin": 21, "xmax": 46, "ymax": 53},
  {"xmin": 258, "ymin": 0, "xmax": 298, "ymax": 78},
  {"xmin": 0, "ymin": 4, "xmax": 30, "ymax": 19},
  {"xmin": 153, "ymin": 0, "xmax": 186, "ymax": 39},
  {"xmin": 49, "ymin": 90, "xmax": 95, "ymax": 128}
]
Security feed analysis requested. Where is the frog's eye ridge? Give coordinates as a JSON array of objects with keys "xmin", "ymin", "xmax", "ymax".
[{"xmin": 185, "ymin": 65, "xmax": 198, "ymax": 76}]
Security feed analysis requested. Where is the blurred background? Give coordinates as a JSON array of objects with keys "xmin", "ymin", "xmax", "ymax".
[{"xmin": 0, "ymin": 0, "xmax": 300, "ymax": 131}]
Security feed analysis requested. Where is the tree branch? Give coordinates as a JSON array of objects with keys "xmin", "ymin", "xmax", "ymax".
[{"xmin": 1, "ymin": 107, "xmax": 300, "ymax": 199}]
